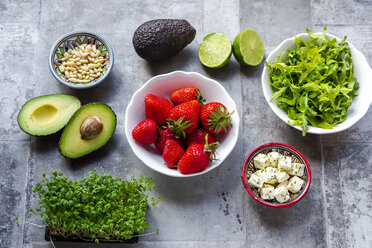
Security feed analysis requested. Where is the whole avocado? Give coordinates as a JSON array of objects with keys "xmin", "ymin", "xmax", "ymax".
[{"xmin": 133, "ymin": 19, "xmax": 196, "ymax": 62}]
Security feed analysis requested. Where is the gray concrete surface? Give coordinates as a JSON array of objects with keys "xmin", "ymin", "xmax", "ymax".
[{"xmin": 0, "ymin": 0, "xmax": 371, "ymax": 247}]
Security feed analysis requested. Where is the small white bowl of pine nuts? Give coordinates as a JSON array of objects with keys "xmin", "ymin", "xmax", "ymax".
[{"xmin": 49, "ymin": 31, "xmax": 114, "ymax": 89}]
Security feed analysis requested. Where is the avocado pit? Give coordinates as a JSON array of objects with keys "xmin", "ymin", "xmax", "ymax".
[{"xmin": 80, "ymin": 116, "xmax": 103, "ymax": 140}]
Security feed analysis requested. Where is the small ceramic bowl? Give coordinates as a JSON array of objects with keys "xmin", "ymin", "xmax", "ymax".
[
  {"xmin": 241, "ymin": 143, "xmax": 311, "ymax": 208},
  {"xmin": 262, "ymin": 32, "xmax": 372, "ymax": 134},
  {"xmin": 49, "ymin": 31, "xmax": 114, "ymax": 89},
  {"xmin": 125, "ymin": 71, "xmax": 240, "ymax": 177}
]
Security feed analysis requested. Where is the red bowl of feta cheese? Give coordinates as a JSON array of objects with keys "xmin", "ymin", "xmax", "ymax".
[{"xmin": 241, "ymin": 143, "xmax": 311, "ymax": 208}]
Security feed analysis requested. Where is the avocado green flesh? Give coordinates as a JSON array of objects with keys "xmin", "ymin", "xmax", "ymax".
[
  {"xmin": 17, "ymin": 94, "xmax": 81, "ymax": 136},
  {"xmin": 59, "ymin": 104, "xmax": 116, "ymax": 159}
]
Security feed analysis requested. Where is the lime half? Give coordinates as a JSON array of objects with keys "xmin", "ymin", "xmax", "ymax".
[
  {"xmin": 199, "ymin": 33, "xmax": 232, "ymax": 68},
  {"xmin": 233, "ymin": 29, "xmax": 264, "ymax": 66}
]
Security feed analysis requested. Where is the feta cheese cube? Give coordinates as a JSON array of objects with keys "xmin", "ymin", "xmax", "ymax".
[
  {"xmin": 287, "ymin": 176, "xmax": 305, "ymax": 193},
  {"xmin": 253, "ymin": 153, "xmax": 270, "ymax": 170},
  {"xmin": 274, "ymin": 186, "xmax": 290, "ymax": 203},
  {"xmin": 248, "ymin": 174, "xmax": 264, "ymax": 188},
  {"xmin": 289, "ymin": 162, "xmax": 305, "ymax": 177},
  {"xmin": 277, "ymin": 170, "xmax": 290, "ymax": 183},
  {"xmin": 259, "ymin": 184, "xmax": 275, "ymax": 200},
  {"xmin": 267, "ymin": 151, "xmax": 282, "ymax": 167},
  {"xmin": 263, "ymin": 167, "xmax": 278, "ymax": 185},
  {"xmin": 277, "ymin": 180, "xmax": 288, "ymax": 188},
  {"xmin": 253, "ymin": 169, "xmax": 264, "ymax": 178},
  {"xmin": 278, "ymin": 156, "xmax": 292, "ymax": 172}
]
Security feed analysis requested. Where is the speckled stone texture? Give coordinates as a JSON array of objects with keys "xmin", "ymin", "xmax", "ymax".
[{"xmin": 0, "ymin": 0, "xmax": 371, "ymax": 247}]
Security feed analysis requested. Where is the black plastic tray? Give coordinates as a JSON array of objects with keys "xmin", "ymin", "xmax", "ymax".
[{"xmin": 45, "ymin": 227, "xmax": 139, "ymax": 244}]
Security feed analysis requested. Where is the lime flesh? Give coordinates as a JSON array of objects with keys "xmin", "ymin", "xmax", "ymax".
[
  {"xmin": 233, "ymin": 29, "xmax": 265, "ymax": 66},
  {"xmin": 199, "ymin": 32, "xmax": 232, "ymax": 68}
]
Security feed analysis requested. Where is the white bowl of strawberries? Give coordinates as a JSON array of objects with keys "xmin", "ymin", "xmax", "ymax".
[{"xmin": 125, "ymin": 71, "xmax": 239, "ymax": 177}]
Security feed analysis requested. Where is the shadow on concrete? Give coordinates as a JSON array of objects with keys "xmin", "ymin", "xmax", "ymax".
[
  {"xmin": 63, "ymin": 72, "xmax": 122, "ymax": 104},
  {"xmin": 32, "ymin": 132, "xmax": 62, "ymax": 153},
  {"xmin": 145, "ymin": 48, "xmax": 196, "ymax": 76}
]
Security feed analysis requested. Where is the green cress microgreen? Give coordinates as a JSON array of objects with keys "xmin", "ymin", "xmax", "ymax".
[
  {"xmin": 266, "ymin": 27, "xmax": 359, "ymax": 136},
  {"xmin": 30, "ymin": 170, "xmax": 161, "ymax": 243}
]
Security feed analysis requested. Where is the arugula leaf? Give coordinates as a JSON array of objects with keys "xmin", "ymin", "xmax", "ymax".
[{"xmin": 266, "ymin": 27, "xmax": 359, "ymax": 135}]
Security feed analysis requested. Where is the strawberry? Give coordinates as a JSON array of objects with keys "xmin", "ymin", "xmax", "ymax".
[
  {"xmin": 177, "ymin": 136, "xmax": 219, "ymax": 174},
  {"xmin": 168, "ymin": 100, "xmax": 200, "ymax": 134},
  {"xmin": 155, "ymin": 128, "xmax": 183, "ymax": 152},
  {"xmin": 200, "ymin": 102, "xmax": 234, "ymax": 134},
  {"xmin": 170, "ymin": 86, "xmax": 206, "ymax": 105},
  {"xmin": 186, "ymin": 127, "xmax": 216, "ymax": 147},
  {"xmin": 154, "ymin": 118, "xmax": 189, "ymax": 152},
  {"xmin": 132, "ymin": 119, "xmax": 158, "ymax": 144},
  {"xmin": 145, "ymin": 94, "xmax": 173, "ymax": 125},
  {"xmin": 162, "ymin": 139, "xmax": 185, "ymax": 169}
]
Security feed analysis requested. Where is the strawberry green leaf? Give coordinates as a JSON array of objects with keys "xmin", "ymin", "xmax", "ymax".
[
  {"xmin": 207, "ymin": 106, "xmax": 234, "ymax": 133},
  {"xmin": 195, "ymin": 89, "xmax": 206, "ymax": 104},
  {"xmin": 203, "ymin": 134, "xmax": 220, "ymax": 160},
  {"xmin": 166, "ymin": 117, "xmax": 191, "ymax": 139}
]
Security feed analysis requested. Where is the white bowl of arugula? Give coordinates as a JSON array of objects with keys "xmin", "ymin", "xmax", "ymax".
[{"xmin": 262, "ymin": 28, "xmax": 372, "ymax": 135}]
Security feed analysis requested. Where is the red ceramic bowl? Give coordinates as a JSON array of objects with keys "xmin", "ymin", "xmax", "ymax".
[{"xmin": 241, "ymin": 143, "xmax": 311, "ymax": 208}]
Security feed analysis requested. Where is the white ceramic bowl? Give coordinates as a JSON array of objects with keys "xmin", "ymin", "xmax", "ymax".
[
  {"xmin": 125, "ymin": 71, "xmax": 239, "ymax": 177},
  {"xmin": 262, "ymin": 32, "xmax": 372, "ymax": 134}
]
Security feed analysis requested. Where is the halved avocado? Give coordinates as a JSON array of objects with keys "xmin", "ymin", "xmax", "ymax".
[
  {"xmin": 59, "ymin": 103, "xmax": 117, "ymax": 159},
  {"xmin": 17, "ymin": 94, "xmax": 81, "ymax": 136}
]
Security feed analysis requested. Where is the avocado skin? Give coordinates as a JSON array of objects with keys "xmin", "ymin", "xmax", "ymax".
[
  {"xmin": 133, "ymin": 19, "xmax": 196, "ymax": 62},
  {"xmin": 58, "ymin": 103, "xmax": 117, "ymax": 159}
]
